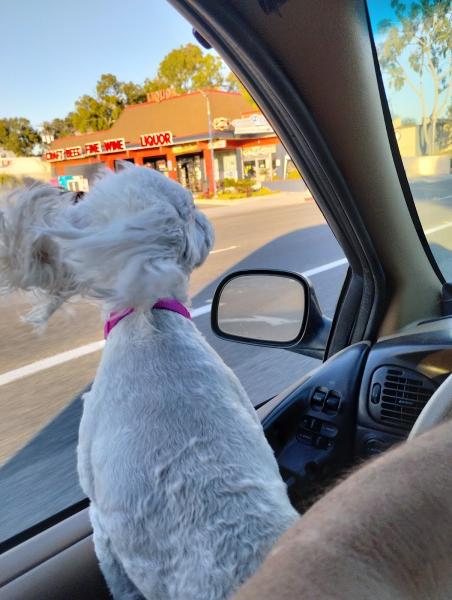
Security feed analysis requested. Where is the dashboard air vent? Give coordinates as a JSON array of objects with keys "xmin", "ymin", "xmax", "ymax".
[{"xmin": 368, "ymin": 366, "xmax": 436, "ymax": 431}]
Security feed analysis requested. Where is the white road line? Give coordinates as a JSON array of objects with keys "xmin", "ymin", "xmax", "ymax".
[
  {"xmin": 191, "ymin": 305, "xmax": 211, "ymax": 318},
  {"xmin": 0, "ymin": 341, "xmax": 105, "ymax": 387},
  {"xmin": 302, "ymin": 258, "xmax": 348, "ymax": 277},
  {"xmin": 3, "ymin": 209, "xmax": 452, "ymax": 387},
  {"xmin": 0, "ymin": 256, "xmax": 348, "ymax": 387},
  {"xmin": 0, "ymin": 306, "xmax": 212, "ymax": 387},
  {"xmin": 210, "ymin": 245, "xmax": 237, "ymax": 255},
  {"xmin": 425, "ymin": 221, "xmax": 452, "ymax": 235}
]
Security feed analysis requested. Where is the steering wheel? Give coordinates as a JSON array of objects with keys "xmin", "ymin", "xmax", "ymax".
[{"xmin": 408, "ymin": 373, "xmax": 452, "ymax": 440}]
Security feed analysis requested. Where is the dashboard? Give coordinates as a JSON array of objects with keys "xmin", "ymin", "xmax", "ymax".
[{"xmin": 259, "ymin": 317, "xmax": 452, "ymax": 508}]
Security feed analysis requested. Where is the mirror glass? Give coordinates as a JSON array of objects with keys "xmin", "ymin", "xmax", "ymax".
[{"xmin": 217, "ymin": 273, "xmax": 306, "ymax": 343}]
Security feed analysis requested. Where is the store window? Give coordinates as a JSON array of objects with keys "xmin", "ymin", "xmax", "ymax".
[
  {"xmin": 143, "ymin": 156, "xmax": 168, "ymax": 174},
  {"xmin": 176, "ymin": 153, "xmax": 204, "ymax": 192}
]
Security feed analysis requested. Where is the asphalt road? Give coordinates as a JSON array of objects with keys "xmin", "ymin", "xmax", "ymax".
[
  {"xmin": 1, "ymin": 176, "xmax": 451, "ymax": 545},
  {"xmin": 0, "ymin": 191, "xmax": 340, "ymax": 463}
]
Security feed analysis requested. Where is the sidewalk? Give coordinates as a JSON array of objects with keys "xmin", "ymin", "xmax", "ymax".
[{"xmin": 195, "ymin": 190, "xmax": 314, "ymax": 218}]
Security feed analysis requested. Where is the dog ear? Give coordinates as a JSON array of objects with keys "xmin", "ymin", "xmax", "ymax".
[
  {"xmin": 0, "ymin": 183, "xmax": 78, "ymax": 324},
  {"xmin": 183, "ymin": 210, "xmax": 215, "ymax": 270}
]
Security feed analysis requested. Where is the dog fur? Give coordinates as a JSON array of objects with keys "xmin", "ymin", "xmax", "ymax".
[{"xmin": 0, "ymin": 166, "xmax": 298, "ymax": 600}]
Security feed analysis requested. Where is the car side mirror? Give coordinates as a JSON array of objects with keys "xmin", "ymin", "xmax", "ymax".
[{"xmin": 211, "ymin": 269, "xmax": 332, "ymax": 359}]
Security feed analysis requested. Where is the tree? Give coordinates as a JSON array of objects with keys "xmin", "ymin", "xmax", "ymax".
[
  {"xmin": 71, "ymin": 74, "xmax": 146, "ymax": 133},
  {"xmin": 0, "ymin": 118, "xmax": 41, "ymax": 156},
  {"xmin": 41, "ymin": 114, "xmax": 76, "ymax": 144},
  {"xmin": 144, "ymin": 43, "xmax": 224, "ymax": 94},
  {"xmin": 121, "ymin": 81, "xmax": 147, "ymax": 105},
  {"xmin": 378, "ymin": 0, "xmax": 452, "ymax": 155},
  {"xmin": 225, "ymin": 72, "xmax": 259, "ymax": 109},
  {"xmin": 48, "ymin": 46, "xmax": 236, "ymax": 136}
]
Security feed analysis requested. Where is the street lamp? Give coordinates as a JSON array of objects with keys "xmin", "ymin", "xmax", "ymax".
[{"xmin": 199, "ymin": 90, "xmax": 217, "ymax": 198}]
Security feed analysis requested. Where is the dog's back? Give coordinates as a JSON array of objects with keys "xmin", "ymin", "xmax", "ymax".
[
  {"xmin": 78, "ymin": 309, "xmax": 298, "ymax": 600},
  {"xmin": 0, "ymin": 169, "xmax": 297, "ymax": 600}
]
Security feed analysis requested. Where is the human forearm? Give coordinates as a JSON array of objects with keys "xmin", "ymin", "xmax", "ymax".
[{"xmin": 234, "ymin": 419, "xmax": 452, "ymax": 600}]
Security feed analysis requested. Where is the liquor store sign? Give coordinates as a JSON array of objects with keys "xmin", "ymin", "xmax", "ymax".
[
  {"xmin": 45, "ymin": 131, "xmax": 173, "ymax": 162},
  {"xmin": 140, "ymin": 131, "xmax": 173, "ymax": 148}
]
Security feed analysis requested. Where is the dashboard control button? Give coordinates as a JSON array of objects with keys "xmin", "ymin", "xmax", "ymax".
[
  {"xmin": 301, "ymin": 415, "xmax": 311, "ymax": 428},
  {"xmin": 371, "ymin": 383, "xmax": 381, "ymax": 404},
  {"xmin": 320, "ymin": 422, "xmax": 338, "ymax": 438},
  {"xmin": 297, "ymin": 430, "xmax": 315, "ymax": 445},
  {"xmin": 314, "ymin": 436, "xmax": 334, "ymax": 450},
  {"xmin": 324, "ymin": 393, "xmax": 340, "ymax": 413},
  {"xmin": 301, "ymin": 415, "xmax": 321, "ymax": 432},
  {"xmin": 311, "ymin": 388, "xmax": 327, "ymax": 409}
]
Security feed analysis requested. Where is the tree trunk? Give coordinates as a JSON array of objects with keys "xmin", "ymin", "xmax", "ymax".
[
  {"xmin": 430, "ymin": 117, "xmax": 438, "ymax": 155},
  {"xmin": 420, "ymin": 117, "xmax": 429, "ymax": 155}
]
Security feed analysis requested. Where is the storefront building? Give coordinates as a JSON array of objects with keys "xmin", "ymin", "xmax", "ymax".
[{"xmin": 45, "ymin": 89, "xmax": 289, "ymax": 195}]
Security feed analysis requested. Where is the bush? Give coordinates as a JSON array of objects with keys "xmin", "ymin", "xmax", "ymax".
[
  {"xmin": 221, "ymin": 177, "xmax": 237, "ymax": 189},
  {"xmin": 253, "ymin": 186, "xmax": 277, "ymax": 196},
  {"xmin": 217, "ymin": 177, "xmax": 257, "ymax": 196},
  {"xmin": 216, "ymin": 185, "xmax": 278, "ymax": 200},
  {"xmin": 215, "ymin": 179, "xmax": 277, "ymax": 199},
  {"xmin": 0, "ymin": 174, "xmax": 22, "ymax": 189},
  {"xmin": 234, "ymin": 178, "xmax": 256, "ymax": 196}
]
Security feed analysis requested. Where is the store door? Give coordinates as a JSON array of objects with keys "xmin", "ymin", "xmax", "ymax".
[
  {"xmin": 176, "ymin": 153, "xmax": 203, "ymax": 193},
  {"xmin": 143, "ymin": 155, "xmax": 168, "ymax": 176}
]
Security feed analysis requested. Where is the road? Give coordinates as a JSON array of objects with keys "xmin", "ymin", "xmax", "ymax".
[
  {"xmin": 0, "ymin": 176, "xmax": 451, "ymax": 545},
  {"xmin": 0, "ymin": 191, "xmax": 343, "ymax": 463}
]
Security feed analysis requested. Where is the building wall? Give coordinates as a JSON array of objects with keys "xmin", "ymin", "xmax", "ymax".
[
  {"xmin": 0, "ymin": 156, "xmax": 51, "ymax": 181},
  {"xmin": 394, "ymin": 120, "xmax": 451, "ymax": 177},
  {"xmin": 402, "ymin": 156, "xmax": 451, "ymax": 178},
  {"xmin": 394, "ymin": 125, "xmax": 418, "ymax": 157}
]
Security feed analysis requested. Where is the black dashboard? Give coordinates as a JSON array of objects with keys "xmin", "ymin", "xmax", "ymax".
[{"xmin": 259, "ymin": 317, "xmax": 452, "ymax": 508}]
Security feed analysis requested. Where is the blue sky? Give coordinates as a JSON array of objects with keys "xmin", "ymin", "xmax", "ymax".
[
  {"xmin": 1, "ymin": 0, "xmax": 195, "ymax": 125},
  {"xmin": 0, "ymin": 0, "xmax": 431, "ymax": 127}
]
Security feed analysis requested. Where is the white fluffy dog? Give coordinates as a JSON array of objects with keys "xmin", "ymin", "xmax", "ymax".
[{"xmin": 0, "ymin": 166, "xmax": 298, "ymax": 600}]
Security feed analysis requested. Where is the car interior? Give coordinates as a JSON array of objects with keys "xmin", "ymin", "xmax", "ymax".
[{"xmin": 1, "ymin": 0, "xmax": 451, "ymax": 597}]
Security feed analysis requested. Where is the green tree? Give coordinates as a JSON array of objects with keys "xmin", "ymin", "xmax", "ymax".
[
  {"xmin": 144, "ymin": 43, "xmax": 224, "ymax": 94},
  {"xmin": 378, "ymin": 0, "xmax": 452, "ymax": 155},
  {"xmin": 225, "ymin": 72, "xmax": 259, "ymax": 109},
  {"xmin": 41, "ymin": 114, "xmax": 76, "ymax": 144},
  {"xmin": 0, "ymin": 117, "xmax": 41, "ymax": 156},
  {"xmin": 72, "ymin": 74, "xmax": 146, "ymax": 133},
  {"xmin": 121, "ymin": 81, "xmax": 147, "ymax": 104},
  {"xmin": 51, "ymin": 46, "xmax": 233, "ymax": 136}
]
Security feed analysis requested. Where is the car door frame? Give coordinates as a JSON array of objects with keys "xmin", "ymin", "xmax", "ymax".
[{"xmin": 0, "ymin": 0, "xmax": 446, "ymax": 596}]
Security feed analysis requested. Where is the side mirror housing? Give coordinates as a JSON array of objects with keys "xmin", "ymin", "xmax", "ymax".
[{"xmin": 211, "ymin": 269, "xmax": 331, "ymax": 359}]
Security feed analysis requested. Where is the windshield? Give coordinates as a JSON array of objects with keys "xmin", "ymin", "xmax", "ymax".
[{"xmin": 367, "ymin": 0, "xmax": 452, "ymax": 279}]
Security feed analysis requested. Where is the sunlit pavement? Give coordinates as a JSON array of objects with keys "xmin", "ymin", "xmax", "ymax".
[{"xmin": 0, "ymin": 176, "xmax": 451, "ymax": 544}]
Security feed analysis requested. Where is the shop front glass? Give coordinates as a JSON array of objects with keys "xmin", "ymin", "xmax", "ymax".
[
  {"xmin": 143, "ymin": 155, "xmax": 168, "ymax": 176},
  {"xmin": 176, "ymin": 153, "xmax": 203, "ymax": 192}
]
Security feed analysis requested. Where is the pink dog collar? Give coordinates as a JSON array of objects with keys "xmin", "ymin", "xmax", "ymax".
[{"xmin": 104, "ymin": 299, "xmax": 191, "ymax": 339}]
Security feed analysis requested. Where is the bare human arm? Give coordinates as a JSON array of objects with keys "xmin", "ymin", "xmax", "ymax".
[{"xmin": 233, "ymin": 419, "xmax": 452, "ymax": 600}]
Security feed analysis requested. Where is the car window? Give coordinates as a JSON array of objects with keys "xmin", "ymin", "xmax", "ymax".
[
  {"xmin": 367, "ymin": 0, "xmax": 452, "ymax": 279},
  {"xmin": 0, "ymin": 1, "xmax": 346, "ymax": 547}
]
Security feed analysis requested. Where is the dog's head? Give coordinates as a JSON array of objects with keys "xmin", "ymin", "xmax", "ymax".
[{"xmin": 0, "ymin": 165, "xmax": 214, "ymax": 322}]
